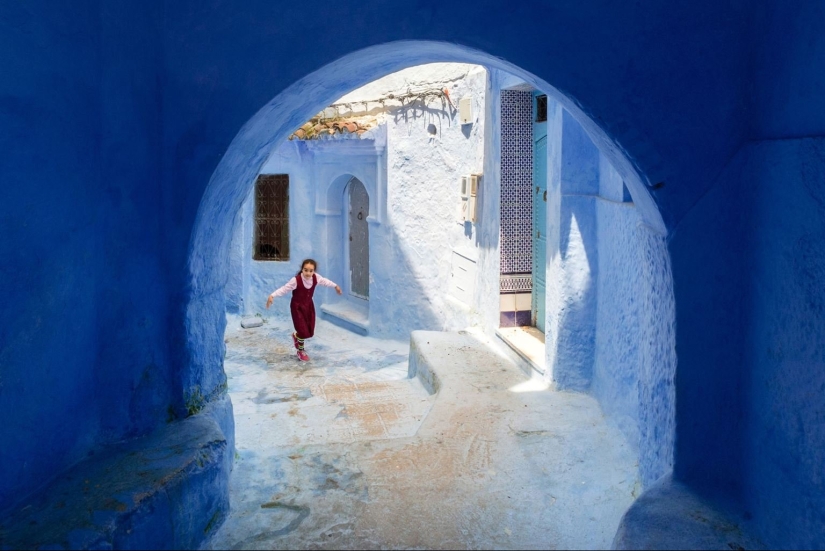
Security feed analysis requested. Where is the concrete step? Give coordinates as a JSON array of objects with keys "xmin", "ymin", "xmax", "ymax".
[
  {"xmin": 320, "ymin": 301, "xmax": 369, "ymax": 335},
  {"xmin": 408, "ymin": 329, "xmax": 525, "ymax": 395},
  {"xmin": 614, "ymin": 474, "xmax": 765, "ymax": 550},
  {"xmin": 0, "ymin": 397, "xmax": 234, "ymax": 550},
  {"xmin": 495, "ymin": 326, "xmax": 546, "ymax": 375}
]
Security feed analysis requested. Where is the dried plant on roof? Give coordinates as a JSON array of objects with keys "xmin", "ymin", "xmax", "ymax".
[{"xmin": 289, "ymin": 86, "xmax": 456, "ymax": 140}]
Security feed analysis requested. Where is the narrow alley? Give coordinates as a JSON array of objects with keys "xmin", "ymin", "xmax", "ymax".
[{"xmin": 207, "ymin": 318, "xmax": 639, "ymax": 550}]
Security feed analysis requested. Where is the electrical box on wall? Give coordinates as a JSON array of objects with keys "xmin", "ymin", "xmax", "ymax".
[
  {"xmin": 458, "ymin": 173, "xmax": 482, "ymax": 224},
  {"xmin": 467, "ymin": 195, "xmax": 478, "ymax": 223},
  {"xmin": 457, "ymin": 197, "xmax": 468, "ymax": 224},
  {"xmin": 469, "ymin": 174, "xmax": 479, "ymax": 197},
  {"xmin": 459, "ymin": 96, "xmax": 473, "ymax": 125}
]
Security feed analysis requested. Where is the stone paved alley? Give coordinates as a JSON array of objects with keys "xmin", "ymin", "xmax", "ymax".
[{"xmin": 206, "ymin": 318, "xmax": 640, "ymax": 550}]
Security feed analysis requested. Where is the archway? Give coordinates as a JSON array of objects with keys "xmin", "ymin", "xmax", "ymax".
[{"xmin": 188, "ymin": 40, "xmax": 675, "ymax": 518}]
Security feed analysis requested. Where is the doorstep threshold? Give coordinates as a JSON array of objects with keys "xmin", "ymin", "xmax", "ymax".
[
  {"xmin": 495, "ymin": 326, "xmax": 546, "ymax": 374},
  {"xmin": 320, "ymin": 302, "xmax": 369, "ymax": 335}
]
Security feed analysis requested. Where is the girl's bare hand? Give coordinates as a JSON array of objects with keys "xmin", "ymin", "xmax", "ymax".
[
  {"xmin": 335, "ymin": 286, "xmax": 342, "ymax": 295},
  {"xmin": 266, "ymin": 295, "xmax": 274, "ymax": 308}
]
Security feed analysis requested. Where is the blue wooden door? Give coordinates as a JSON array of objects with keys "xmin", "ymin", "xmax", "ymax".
[{"xmin": 532, "ymin": 123, "xmax": 547, "ymax": 331}]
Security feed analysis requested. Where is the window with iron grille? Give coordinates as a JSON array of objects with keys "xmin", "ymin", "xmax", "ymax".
[
  {"xmin": 253, "ymin": 174, "xmax": 289, "ymax": 261},
  {"xmin": 535, "ymin": 94, "xmax": 548, "ymax": 122}
]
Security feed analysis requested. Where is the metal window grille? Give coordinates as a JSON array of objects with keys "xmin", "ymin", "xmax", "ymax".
[
  {"xmin": 253, "ymin": 174, "xmax": 289, "ymax": 261},
  {"xmin": 535, "ymin": 94, "xmax": 548, "ymax": 122}
]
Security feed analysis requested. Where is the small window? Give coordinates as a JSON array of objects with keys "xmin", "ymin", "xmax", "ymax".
[
  {"xmin": 254, "ymin": 174, "xmax": 289, "ymax": 261},
  {"xmin": 622, "ymin": 183, "xmax": 633, "ymax": 203},
  {"xmin": 535, "ymin": 94, "xmax": 548, "ymax": 122}
]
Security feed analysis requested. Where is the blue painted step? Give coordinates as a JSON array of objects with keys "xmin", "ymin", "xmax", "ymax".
[
  {"xmin": 613, "ymin": 474, "xmax": 764, "ymax": 550},
  {"xmin": 0, "ymin": 397, "xmax": 233, "ymax": 550}
]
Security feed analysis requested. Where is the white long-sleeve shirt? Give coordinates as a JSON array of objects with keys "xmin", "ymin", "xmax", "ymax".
[{"xmin": 269, "ymin": 273, "xmax": 338, "ymax": 298}]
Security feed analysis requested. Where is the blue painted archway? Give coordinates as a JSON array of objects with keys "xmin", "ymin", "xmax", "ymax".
[{"xmin": 186, "ymin": 40, "xmax": 675, "ymax": 486}]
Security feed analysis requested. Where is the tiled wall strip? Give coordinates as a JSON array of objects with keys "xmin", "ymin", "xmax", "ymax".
[{"xmin": 499, "ymin": 90, "xmax": 534, "ymax": 281}]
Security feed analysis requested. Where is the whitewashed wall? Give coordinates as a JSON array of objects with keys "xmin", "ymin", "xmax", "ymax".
[{"xmin": 226, "ymin": 63, "xmax": 491, "ymax": 338}]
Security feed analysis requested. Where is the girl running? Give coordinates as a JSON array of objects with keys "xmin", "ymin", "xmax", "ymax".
[{"xmin": 266, "ymin": 259, "xmax": 342, "ymax": 361}]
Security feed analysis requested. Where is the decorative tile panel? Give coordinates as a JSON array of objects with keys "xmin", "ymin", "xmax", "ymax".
[
  {"xmin": 500, "ymin": 273, "xmax": 533, "ymax": 293},
  {"xmin": 500, "ymin": 90, "xmax": 533, "ymax": 276}
]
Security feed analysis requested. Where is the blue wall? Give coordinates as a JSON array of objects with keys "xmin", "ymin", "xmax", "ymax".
[
  {"xmin": 667, "ymin": 4, "xmax": 825, "ymax": 546},
  {"xmin": 741, "ymin": 138, "xmax": 825, "ymax": 547},
  {"xmin": 0, "ymin": 0, "xmax": 103, "ymax": 510},
  {"xmin": 591, "ymin": 161, "xmax": 643, "ymax": 452},
  {"xmin": 670, "ymin": 150, "xmax": 752, "ymax": 500},
  {"xmin": 547, "ymin": 108, "xmax": 676, "ymax": 487},
  {"xmin": 671, "ymin": 136, "xmax": 825, "ymax": 548},
  {"xmin": 749, "ymin": 3, "xmax": 825, "ymax": 139},
  {"xmin": 0, "ymin": 0, "xmax": 174, "ymax": 512},
  {"xmin": 96, "ymin": 0, "xmax": 175, "ymax": 445},
  {"xmin": 2, "ymin": 1, "xmax": 825, "ymax": 547},
  {"xmin": 552, "ymin": 110, "xmax": 601, "ymax": 390}
]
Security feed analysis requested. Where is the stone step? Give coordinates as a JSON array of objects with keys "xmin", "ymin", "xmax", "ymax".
[
  {"xmin": 495, "ymin": 326, "xmax": 546, "ymax": 375},
  {"xmin": 408, "ymin": 329, "xmax": 523, "ymax": 395},
  {"xmin": 319, "ymin": 302, "xmax": 369, "ymax": 335},
  {"xmin": 614, "ymin": 474, "xmax": 765, "ymax": 550},
  {"xmin": 0, "ymin": 397, "xmax": 233, "ymax": 550}
]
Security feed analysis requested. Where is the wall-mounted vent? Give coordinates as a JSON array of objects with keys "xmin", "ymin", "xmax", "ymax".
[
  {"xmin": 535, "ymin": 94, "xmax": 548, "ymax": 122},
  {"xmin": 449, "ymin": 250, "xmax": 477, "ymax": 305}
]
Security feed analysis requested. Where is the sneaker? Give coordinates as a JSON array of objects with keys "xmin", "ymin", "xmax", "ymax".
[
  {"xmin": 292, "ymin": 332, "xmax": 300, "ymax": 350},
  {"xmin": 297, "ymin": 350, "xmax": 310, "ymax": 362}
]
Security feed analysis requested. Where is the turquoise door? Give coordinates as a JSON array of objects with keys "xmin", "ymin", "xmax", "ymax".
[{"xmin": 532, "ymin": 95, "xmax": 547, "ymax": 331}]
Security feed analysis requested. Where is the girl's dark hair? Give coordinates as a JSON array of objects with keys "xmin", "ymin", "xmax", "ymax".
[{"xmin": 297, "ymin": 258, "xmax": 317, "ymax": 276}]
